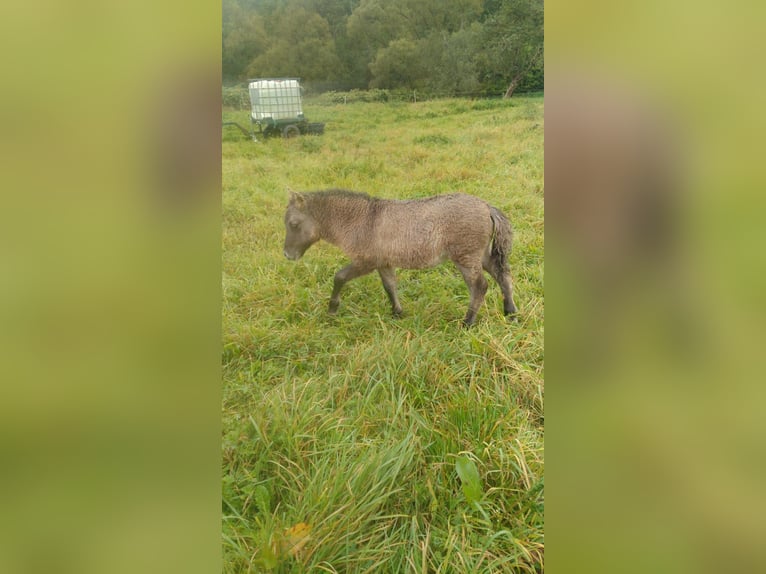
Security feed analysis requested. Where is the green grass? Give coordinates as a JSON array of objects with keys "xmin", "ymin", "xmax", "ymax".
[{"xmin": 222, "ymin": 95, "xmax": 543, "ymax": 573}]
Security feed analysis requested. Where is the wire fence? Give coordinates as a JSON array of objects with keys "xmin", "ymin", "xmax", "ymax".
[{"xmin": 223, "ymin": 85, "xmax": 542, "ymax": 110}]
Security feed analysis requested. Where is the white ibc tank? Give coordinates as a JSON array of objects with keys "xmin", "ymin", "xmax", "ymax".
[{"xmin": 249, "ymin": 78, "xmax": 304, "ymax": 122}]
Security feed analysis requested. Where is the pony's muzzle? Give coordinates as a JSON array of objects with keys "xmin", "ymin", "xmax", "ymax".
[{"xmin": 284, "ymin": 249, "xmax": 300, "ymax": 261}]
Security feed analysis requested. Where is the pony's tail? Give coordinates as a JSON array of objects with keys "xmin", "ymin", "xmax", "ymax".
[{"xmin": 489, "ymin": 206, "xmax": 513, "ymax": 277}]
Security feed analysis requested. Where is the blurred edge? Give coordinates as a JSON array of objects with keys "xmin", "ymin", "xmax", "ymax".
[
  {"xmin": 547, "ymin": 1, "xmax": 766, "ymax": 573},
  {"xmin": 0, "ymin": 2, "xmax": 221, "ymax": 574}
]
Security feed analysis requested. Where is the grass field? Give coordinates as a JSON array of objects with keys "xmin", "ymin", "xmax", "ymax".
[{"xmin": 222, "ymin": 94, "xmax": 544, "ymax": 573}]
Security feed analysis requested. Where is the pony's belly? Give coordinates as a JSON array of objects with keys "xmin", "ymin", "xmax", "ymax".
[
  {"xmin": 369, "ymin": 233, "xmax": 447, "ymax": 268},
  {"xmin": 394, "ymin": 250, "xmax": 447, "ymax": 269}
]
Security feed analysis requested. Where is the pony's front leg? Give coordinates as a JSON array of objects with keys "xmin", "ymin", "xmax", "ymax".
[{"xmin": 328, "ymin": 262, "xmax": 374, "ymax": 315}]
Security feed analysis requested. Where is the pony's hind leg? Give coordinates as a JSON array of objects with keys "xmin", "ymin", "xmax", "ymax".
[
  {"xmin": 456, "ymin": 263, "xmax": 489, "ymax": 326},
  {"xmin": 482, "ymin": 260, "xmax": 518, "ymax": 318},
  {"xmin": 378, "ymin": 267, "xmax": 403, "ymax": 317},
  {"xmin": 329, "ymin": 262, "xmax": 374, "ymax": 314}
]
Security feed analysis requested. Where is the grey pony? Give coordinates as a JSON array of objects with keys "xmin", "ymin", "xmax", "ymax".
[{"xmin": 283, "ymin": 189, "xmax": 517, "ymax": 326}]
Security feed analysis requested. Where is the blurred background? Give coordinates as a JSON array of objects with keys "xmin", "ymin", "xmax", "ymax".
[
  {"xmin": 0, "ymin": 2, "xmax": 221, "ymax": 573},
  {"xmin": 546, "ymin": 1, "xmax": 766, "ymax": 572}
]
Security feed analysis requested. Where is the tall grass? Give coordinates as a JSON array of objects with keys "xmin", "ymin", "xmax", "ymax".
[{"xmin": 223, "ymin": 96, "xmax": 543, "ymax": 573}]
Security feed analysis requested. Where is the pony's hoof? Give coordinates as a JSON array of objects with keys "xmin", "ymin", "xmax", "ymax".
[
  {"xmin": 328, "ymin": 301, "xmax": 339, "ymax": 314},
  {"xmin": 462, "ymin": 310, "xmax": 478, "ymax": 327},
  {"xmin": 392, "ymin": 309, "xmax": 404, "ymax": 319}
]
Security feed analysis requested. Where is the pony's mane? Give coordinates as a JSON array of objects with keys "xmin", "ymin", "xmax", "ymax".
[{"xmin": 307, "ymin": 188, "xmax": 374, "ymax": 202}]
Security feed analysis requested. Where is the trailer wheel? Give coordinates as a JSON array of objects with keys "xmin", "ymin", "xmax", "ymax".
[{"xmin": 282, "ymin": 125, "xmax": 300, "ymax": 138}]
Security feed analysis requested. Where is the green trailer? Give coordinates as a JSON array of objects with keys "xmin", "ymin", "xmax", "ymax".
[{"xmin": 247, "ymin": 78, "xmax": 324, "ymax": 139}]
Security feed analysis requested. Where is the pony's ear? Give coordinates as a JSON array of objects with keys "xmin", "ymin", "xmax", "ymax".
[{"xmin": 289, "ymin": 190, "xmax": 306, "ymax": 208}]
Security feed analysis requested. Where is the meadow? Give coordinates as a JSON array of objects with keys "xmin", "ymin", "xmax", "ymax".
[{"xmin": 222, "ymin": 94, "xmax": 544, "ymax": 573}]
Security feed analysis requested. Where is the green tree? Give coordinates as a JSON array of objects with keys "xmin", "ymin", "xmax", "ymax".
[
  {"xmin": 247, "ymin": 7, "xmax": 342, "ymax": 82},
  {"xmin": 481, "ymin": 0, "xmax": 544, "ymax": 97},
  {"xmin": 347, "ymin": 0, "xmax": 484, "ymax": 89},
  {"xmin": 429, "ymin": 24, "xmax": 484, "ymax": 95},
  {"xmin": 304, "ymin": 0, "xmax": 363, "ymax": 89},
  {"xmin": 346, "ymin": 0, "xmax": 413, "ymax": 86},
  {"xmin": 406, "ymin": 0, "xmax": 483, "ymax": 36},
  {"xmin": 223, "ymin": 0, "xmax": 268, "ymax": 81},
  {"xmin": 369, "ymin": 38, "xmax": 427, "ymax": 89},
  {"xmin": 304, "ymin": 0, "xmax": 360, "ymax": 39},
  {"xmin": 219, "ymin": 0, "xmax": 543, "ymax": 94}
]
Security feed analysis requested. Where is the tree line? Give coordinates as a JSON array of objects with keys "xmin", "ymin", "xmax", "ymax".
[{"xmin": 223, "ymin": 0, "xmax": 543, "ymax": 97}]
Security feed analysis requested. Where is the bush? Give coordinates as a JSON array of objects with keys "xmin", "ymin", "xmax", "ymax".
[{"xmin": 223, "ymin": 86, "xmax": 248, "ymax": 110}]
